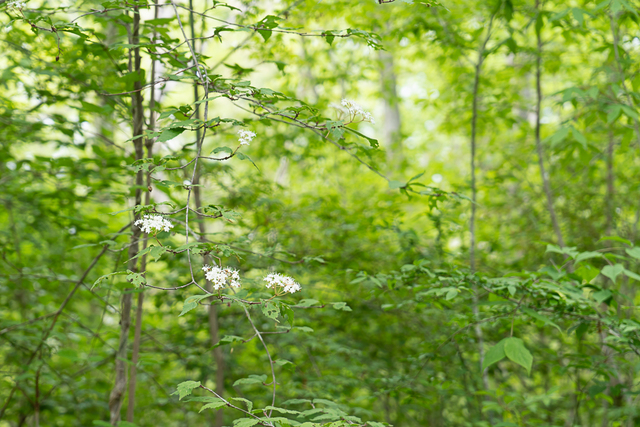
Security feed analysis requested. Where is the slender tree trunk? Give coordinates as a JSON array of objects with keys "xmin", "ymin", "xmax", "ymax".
[
  {"xmin": 470, "ymin": 11, "xmax": 496, "ymax": 397},
  {"xmin": 188, "ymin": 6, "xmax": 224, "ymax": 424},
  {"xmin": 109, "ymin": 6, "xmax": 145, "ymax": 425},
  {"xmin": 193, "ymin": 182, "xmax": 226, "ymax": 427},
  {"xmin": 535, "ymin": 0, "xmax": 565, "ymax": 249},
  {"xmin": 126, "ymin": 2, "xmax": 158, "ymax": 416},
  {"xmin": 606, "ymin": 129, "xmax": 615, "ymax": 235},
  {"xmin": 379, "ymin": 49, "xmax": 402, "ymax": 168},
  {"xmin": 610, "ymin": 12, "xmax": 640, "ymax": 242}
]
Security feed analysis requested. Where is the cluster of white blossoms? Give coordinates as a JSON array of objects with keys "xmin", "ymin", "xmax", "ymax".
[
  {"xmin": 134, "ymin": 214, "xmax": 174, "ymax": 234},
  {"xmin": 7, "ymin": 0, "xmax": 27, "ymax": 10},
  {"xmin": 341, "ymin": 99, "xmax": 375, "ymax": 124},
  {"xmin": 202, "ymin": 265, "xmax": 241, "ymax": 290},
  {"xmin": 264, "ymin": 273, "xmax": 301, "ymax": 294},
  {"xmin": 237, "ymin": 129, "xmax": 256, "ymax": 146}
]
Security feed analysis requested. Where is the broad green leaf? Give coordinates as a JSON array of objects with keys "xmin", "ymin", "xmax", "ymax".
[
  {"xmin": 601, "ymin": 264, "xmax": 624, "ymax": 282},
  {"xmin": 625, "ymin": 247, "xmax": 640, "ymax": 260},
  {"xmin": 157, "ymin": 127, "xmax": 186, "ymax": 142},
  {"xmin": 172, "ymin": 381, "xmax": 201, "ymax": 400},
  {"xmin": 445, "ymin": 288, "xmax": 458, "ymax": 300},
  {"xmin": 504, "ymin": 337, "xmax": 533, "ymax": 375},
  {"xmin": 482, "ymin": 339, "xmax": 507, "ymax": 371},
  {"xmin": 593, "ymin": 289, "xmax": 612, "ymax": 303},
  {"xmin": 573, "ymin": 251, "xmax": 602, "ymax": 265}
]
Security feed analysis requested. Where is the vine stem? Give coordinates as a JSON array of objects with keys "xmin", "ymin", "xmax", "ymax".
[{"xmin": 242, "ymin": 305, "xmax": 277, "ymax": 417}]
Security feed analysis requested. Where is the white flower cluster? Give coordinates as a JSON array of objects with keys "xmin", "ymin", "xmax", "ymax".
[
  {"xmin": 237, "ymin": 129, "xmax": 256, "ymax": 146},
  {"xmin": 7, "ymin": 0, "xmax": 26, "ymax": 10},
  {"xmin": 341, "ymin": 99, "xmax": 375, "ymax": 124},
  {"xmin": 134, "ymin": 214, "xmax": 174, "ymax": 234},
  {"xmin": 264, "ymin": 273, "xmax": 301, "ymax": 294},
  {"xmin": 202, "ymin": 265, "xmax": 241, "ymax": 290}
]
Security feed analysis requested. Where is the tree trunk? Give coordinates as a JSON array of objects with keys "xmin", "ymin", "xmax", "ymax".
[
  {"xmin": 470, "ymin": 11, "xmax": 496, "ymax": 398},
  {"xmin": 535, "ymin": 0, "xmax": 565, "ymax": 249},
  {"xmin": 379, "ymin": 49, "xmax": 402, "ymax": 168},
  {"xmin": 109, "ymin": 6, "xmax": 145, "ymax": 425}
]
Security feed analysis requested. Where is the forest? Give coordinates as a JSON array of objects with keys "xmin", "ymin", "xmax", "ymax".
[{"xmin": 1, "ymin": 0, "xmax": 640, "ymax": 426}]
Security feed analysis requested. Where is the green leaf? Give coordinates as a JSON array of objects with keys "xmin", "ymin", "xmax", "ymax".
[
  {"xmin": 573, "ymin": 251, "xmax": 602, "ymax": 265},
  {"xmin": 297, "ymin": 299, "xmax": 320, "ymax": 307},
  {"xmin": 570, "ymin": 126, "xmax": 587, "ymax": 148},
  {"xmin": 235, "ymin": 152, "xmax": 259, "ymax": 170},
  {"xmin": 482, "ymin": 339, "xmax": 507, "ymax": 371},
  {"xmin": 213, "ymin": 335, "xmax": 244, "ymax": 348},
  {"xmin": 148, "ymin": 245, "xmax": 168, "ymax": 262},
  {"xmin": 92, "ymin": 271, "xmax": 127, "ymax": 290},
  {"xmin": 233, "ymin": 374, "xmax": 267, "ymax": 386},
  {"xmin": 233, "ymin": 419, "xmax": 259, "ymax": 427},
  {"xmin": 262, "ymin": 301, "xmax": 280, "ymax": 321},
  {"xmin": 231, "ymin": 397, "xmax": 254, "ymax": 413},
  {"xmin": 324, "ymin": 31, "xmax": 335, "ymax": 45},
  {"xmin": 571, "ymin": 8, "xmax": 584, "ymax": 26},
  {"xmin": 257, "ymin": 29, "xmax": 272, "ymax": 41},
  {"xmin": 521, "ymin": 307, "xmax": 562, "ymax": 332},
  {"xmin": 279, "ymin": 302, "xmax": 294, "ymax": 326},
  {"xmin": 601, "ymin": 264, "xmax": 624, "ymax": 282},
  {"xmin": 593, "ymin": 289, "xmax": 612, "ymax": 304},
  {"xmin": 325, "ymin": 120, "xmax": 345, "ymax": 140},
  {"xmin": 331, "ymin": 302, "xmax": 352, "ymax": 311},
  {"xmin": 172, "ymin": 381, "xmax": 201, "ymax": 400},
  {"xmin": 157, "ymin": 127, "xmax": 186, "ymax": 142},
  {"xmin": 282, "ymin": 398, "xmax": 311, "ymax": 405},
  {"xmin": 625, "ymin": 247, "xmax": 640, "ymax": 260},
  {"xmin": 179, "ymin": 294, "xmax": 211, "ymax": 317},
  {"xmin": 388, "ymin": 180, "xmax": 405, "ymax": 190},
  {"xmin": 199, "ymin": 400, "xmax": 226, "ymax": 412},
  {"xmin": 264, "ymin": 405, "xmax": 300, "ymax": 414},
  {"xmin": 344, "ymin": 127, "xmax": 379, "ymax": 148},
  {"xmin": 445, "ymin": 288, "xmax": 458, "ymax": 300},
  {"xmin": 623, "ymin": 268, "xmax": 640, "ymax": 282},
  {"xmin": 504, "ymin": 337, "xmax": 533, "ymax": 375},
  {"xmin": 126, "ymin": 270, "xmax": 146, "ymax": 288},
  {"xmin": 607, "ymin": 105, "xmax": 622, "ymax": 123}
]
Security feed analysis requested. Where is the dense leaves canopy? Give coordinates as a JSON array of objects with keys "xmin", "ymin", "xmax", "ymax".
[{"xmin": 2, "ymin": 0, "xmax": 640, "ymax": 426}]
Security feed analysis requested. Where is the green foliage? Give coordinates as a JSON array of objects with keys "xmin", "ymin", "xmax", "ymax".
[{"xmin": 2, "ymin": 0, "xmax": 640, "ymax": 426}]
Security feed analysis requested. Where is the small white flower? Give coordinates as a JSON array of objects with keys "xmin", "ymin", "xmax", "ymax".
[
  {"xmin": 7, "ymin": 0, "xmax": 26, "ymax": 11},
  {"xmin": 264, "ymin": 273, "xmax": 301, "ymax": 294},
  {"xmin": 237, "ymin": 129, "xmax": 256, "ymax": 146},
  {"xmin": 202, "ymin": 265, "xmax": 241, "ymax": 290},
  {"xmin": 134, "ymin": 214, "xmax": 174, "ymax": 234},
  {"xmin": 340, "ymin": 99, "xmax": 375, "ymax": 124}
]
